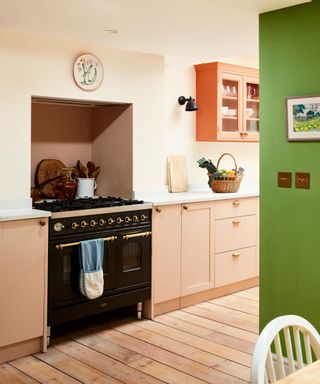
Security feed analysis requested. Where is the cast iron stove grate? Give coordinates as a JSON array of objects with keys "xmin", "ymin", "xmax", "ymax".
[{"xmin": 33, "ymin": 196, "xmax": 144, "ymax": 212}]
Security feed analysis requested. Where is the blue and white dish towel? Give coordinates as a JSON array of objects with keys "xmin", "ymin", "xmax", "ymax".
[{"xmin": 79, "ymin": 238, "xmax": 104, "ymax": 300}]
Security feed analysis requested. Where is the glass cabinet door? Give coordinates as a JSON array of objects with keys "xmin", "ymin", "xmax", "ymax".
[
  {"xmin": 244, "ymin": 76, "xmax": 259, "ymax": 139},
  {"xmin": 219, "ymin": 73, "xmax": 242, "ymax": 139}
]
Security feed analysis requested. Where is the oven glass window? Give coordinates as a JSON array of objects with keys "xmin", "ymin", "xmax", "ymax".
[
  {"xmin": 122, "ymin": 242, "xmax": 142, "ymax": 271},
  {"xmin": 63, "ymin": 250, "xmax": 80, "ymax": 282}
]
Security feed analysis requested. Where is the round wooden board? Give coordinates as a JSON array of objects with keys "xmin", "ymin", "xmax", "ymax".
[{"xmin": 35, "ymin": 159, "xmax": 66, "ymax": 197}]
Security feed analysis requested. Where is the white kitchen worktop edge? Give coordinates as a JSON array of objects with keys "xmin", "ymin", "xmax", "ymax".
[
  {"xmin": 141, "ymin": 187, "xmax": 259, "ymax": 206},
  {"xmin": 0, "ymin": 209, "xmax": 51, "ymax": 222}
]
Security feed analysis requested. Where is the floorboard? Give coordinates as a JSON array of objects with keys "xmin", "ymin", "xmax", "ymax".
[{"xmin": 0, "ymin": 287, "xmax": 259, "ymax": 384}]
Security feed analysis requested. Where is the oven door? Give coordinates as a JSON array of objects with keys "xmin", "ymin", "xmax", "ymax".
[
  {"xmin": 49, "ymin": 231, "xmax": 117, "ymax": 308},
  {"xmin": 116, "ymin": 227, "xmax": 151, "ymax": 288}
]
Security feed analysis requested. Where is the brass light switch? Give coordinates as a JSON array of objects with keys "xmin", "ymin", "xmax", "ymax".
[
  {"xmin": 278, "ymin": 172, "xmax": 292, "ymax": 188},
  {"xmin": 295, "ymin": 172, "xmax": 310, "ymax": 189}
]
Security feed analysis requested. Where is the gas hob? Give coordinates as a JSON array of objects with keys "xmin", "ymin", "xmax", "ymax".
[
  {"xmin": 34, "ymin": 196, "xmax": 144, "ymax": 212},
  {"xmin": 33, "ymin": 196, "xmax": 152, "ymax": 233}
]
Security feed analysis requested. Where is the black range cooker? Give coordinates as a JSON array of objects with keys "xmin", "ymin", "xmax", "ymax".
[{"xmin": 34, "ymin": 196, "xmax": 152, "ymax": 342}]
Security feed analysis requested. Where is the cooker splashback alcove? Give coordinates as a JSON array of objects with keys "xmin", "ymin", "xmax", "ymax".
[{"xmin": 31, "ymin": 96, "xmax": 133, "ymax": 198}]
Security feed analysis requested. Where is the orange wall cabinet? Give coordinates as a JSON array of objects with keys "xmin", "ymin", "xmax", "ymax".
[
  {"xmin": 0, "ymin": 218, "xmax": 48, "ymax": 363},
  {"xmin": 194, "ymin": 62, "xmax": 259, "ymax": 142}
]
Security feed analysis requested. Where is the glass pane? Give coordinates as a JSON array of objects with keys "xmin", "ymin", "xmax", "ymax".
[
  {"xmin": 246, "ymin": 120, "xmax": 259, "ymax": 133},
  {"xmin": 246, "ymin": 82, "xmax": 259, "ymax": 100},
  {"xmin": 122, "ymin": 242, "xmax": 142, "ymax": 271},
  {"xmin": 63, "ymin": 251, "xmax": 79, "ymax": 282},
  {"xmin": 221, "ymin": 79, "xmax": 239, "ymax": 132},
  {"xmin": 245, "ymin": 82, "xmax": 259, "ymax": 134}
]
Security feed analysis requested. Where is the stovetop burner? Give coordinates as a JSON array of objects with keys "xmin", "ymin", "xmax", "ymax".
[{"xmin": 34, "ymin": 196, "xmax": 144, "ymax": 212}]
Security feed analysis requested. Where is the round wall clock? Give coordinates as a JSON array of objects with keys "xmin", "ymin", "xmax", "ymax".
[{"xmin": 73, "ymin": 53, "xmax": 104, "ymax": 91}]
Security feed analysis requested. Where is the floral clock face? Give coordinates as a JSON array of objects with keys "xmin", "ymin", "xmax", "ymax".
[{"xmin": 73, "ymin": 54, "xmax": 104, "ymax": 91}]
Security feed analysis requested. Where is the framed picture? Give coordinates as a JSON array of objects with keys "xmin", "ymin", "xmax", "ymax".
[{"xmin": 286, "ymin": 95, "xmax": 320, "ymax": 141}]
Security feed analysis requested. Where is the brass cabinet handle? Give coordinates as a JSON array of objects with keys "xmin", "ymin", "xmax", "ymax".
[
  {"xmin": 232, "ymin": 219, "xmax": 241, "ymax": 224},
  {"xmin": 55, "ymin": 236, "xmax": 117, "ymax": 250},
  {"xmin": 183, "ymin": 205, "xmax": 189, "ymax": 210},
  {"xmin": 156, "ymin": 207, "xmax": 162, "ymax": 213},
  {"xmin": 232, "ymin": 252, "xmax": 241, "ymax": 257},
  {"xmin": 232, "ymin": 200, "xmax": 240, "ymax": 206},
  {"xmin": 122, "ymin": 231, "xmax": 152, "ymax": 240},
  {"xmin": 39, "ymin": 220, "xmax": 46, "ymax": 226}
]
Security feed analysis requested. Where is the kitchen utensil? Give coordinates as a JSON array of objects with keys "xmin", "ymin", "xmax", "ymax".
[
  {"xmin": 246, "ymin": 108, "xmax": 254, "ymax": 118},
  {"xmin": 77, "ymin": 178, "xmax": 97, "ymax": 198},
  {"xmin": 54, "ymin": 168, "xmax": 78, "ymax": 200},
  {"xmin": 227, "ymin": 109, "xmax": 237, "ymax": 116},
  {"xmin": 35, "ymin": 159, "xmax": 66, "ymax": 198},
  {"xmin": 91, "ymin": 166, "xmax": 101, "ymax": 179},
  {"xmin": 247, "ymin": 85, "xmax": 256, "ymax": 99},
  {"xmin": 222, "ymin": 106, "xmax": 228, "ymax": 115},
  {"xmin": 87, "ymin": 161, "xmax": 96, "ymax": 177},
  {"xmin": 167, "ymin": 156, "xmax": 188, "ymax": 193}
]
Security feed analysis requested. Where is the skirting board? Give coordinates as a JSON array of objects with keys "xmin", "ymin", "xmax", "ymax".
[
  {"xmin": 0, "ymin": 337, "xmax": 43, "ymax": 364},
  {"xmin": 154, "ymin": 276, "xmax": 259, "ymax": 317}
]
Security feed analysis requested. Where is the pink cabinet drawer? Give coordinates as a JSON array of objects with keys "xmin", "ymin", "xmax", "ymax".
[
  {"xmin": 214, "ymin": 215, "xmax": 256, "ymax": 253},
  {"xmin": 215, "ymin": 246, "xmax": 257, "ymax": 287},
  {"xmin": 214, "ymin": 197, "xmax": 257, "ymax": 219}
]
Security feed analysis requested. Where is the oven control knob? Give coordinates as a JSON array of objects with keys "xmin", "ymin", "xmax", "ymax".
[
  {"xmin": 81, "ymin": 220, "xmax": 89, "ymax": 228},
  {"xmin": 71, "ymin": 222, "xmax": 80, "ymax": 230},
  {"xmin": 54, "ymin": 222, "xmax": 65, "ymax": 232},
  {"xmin": 140, "ymin": 214, "xmax": 148, "ymax": 221},
  {"xmin": 133, "ymin": 215, "xmax": 139, "ymax": 222},
  {"xmin": 99, "ymin": 219, "xmax": 106, "ymax": 226},
  {"xmin": 116, "ymin": 217, "xmax": 124, "ymax": 224},
  {"xmin": 125, "ymin": 216, "xmax": 132, "ymax": 223},
  {"xmin": 90, "ymin": 220, "xmax": 98, "ymax": 227},
  {"xmin": 108, "ymin": 218, "xmax": 115, "ymax": 225}
]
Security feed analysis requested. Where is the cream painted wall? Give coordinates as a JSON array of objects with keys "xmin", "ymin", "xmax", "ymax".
[
  {"xmin": 0, "ymin": 28, "xmax": 259, "ymax": 206},
  {"xmin": 164, "ymin": 62, "xmax": 259, "ymax": 190},
  {"xmin": 0, "ymin": 30, "xmax": 164, "ymax": 204}
]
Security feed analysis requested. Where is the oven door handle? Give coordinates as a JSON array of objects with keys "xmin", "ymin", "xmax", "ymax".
[
  {"xmin": 55, "ymin": 236, "xmax": 118, "ymax": 250},
  {"xmin": 122, "ymin": 231, "xmax": 152, "ymax": 240}
]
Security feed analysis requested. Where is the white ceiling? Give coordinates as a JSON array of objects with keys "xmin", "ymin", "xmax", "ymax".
[{"xmin": 0, "ymin": 0, "xmax": 310, "ymax": 65}]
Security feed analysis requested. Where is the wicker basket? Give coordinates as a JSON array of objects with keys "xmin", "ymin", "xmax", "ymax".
[{"xmin": 209, "ymin": 153, "xmax": 243, "ymax": 193}]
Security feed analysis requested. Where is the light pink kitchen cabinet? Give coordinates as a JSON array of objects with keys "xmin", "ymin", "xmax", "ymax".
[
  {"xmin": 152, "ymin": 197, "xmax": 259, "ymax": 317},
  {"xmin": 180, "ymin": 202, "xmax": 214, "ymax": 296},
  {"xmin": 0, "ymin": 218, "xmax": 48, "ymax": 363},
  {"xmin": 214, "ymin": 197, "xmax": 259, "ymax": 287},
  {"xmin": 152, "ymin": 204, "xmax": 181, "ymax": 308}
]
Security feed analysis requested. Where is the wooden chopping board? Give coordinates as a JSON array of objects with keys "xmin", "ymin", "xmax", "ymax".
[
  {"xmin": 167, "ymin": 156, "xmax": 188, "ymax": 193},
  {"xmin": 35, "ymin": 159, "xmax": 65, "ymax": 198}
]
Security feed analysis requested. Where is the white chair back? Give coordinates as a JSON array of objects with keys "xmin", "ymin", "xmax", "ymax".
[{"xmin": 251, "ymin": 315, "xmax": 320, "ymax": 383}]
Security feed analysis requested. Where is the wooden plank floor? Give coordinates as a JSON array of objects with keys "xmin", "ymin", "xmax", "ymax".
[{"xmin": 1, "ymin": 286, "xmax": 259, "ymax": 384}]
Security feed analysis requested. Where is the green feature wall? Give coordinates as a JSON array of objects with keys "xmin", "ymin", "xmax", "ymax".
[{"xmin": 260, "ymin": 0, "xmax": 320, "ymax": 331}]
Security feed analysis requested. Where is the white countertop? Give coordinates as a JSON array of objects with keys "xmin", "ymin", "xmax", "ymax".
[
  {"xmin": 0, "ymin": 186, "xmax": 258, "ymax": 221},
  {"xmin": 141, "ymin": 186, "xmax": 259, "ymax": 206},
  {"xmin": 0, "ymin": 208, "xmax": 51, "ymax": 222}
]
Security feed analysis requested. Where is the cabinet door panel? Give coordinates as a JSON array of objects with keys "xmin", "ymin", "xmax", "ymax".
[
  {"xmin": 215, "ymin": 246, "xmax": 257, "ymax": 287},
  {"xmin": 153, "ymin": 205, "xmax": 181, "ymax": 304},
  {"xmin": 215, "ymin": 215, "xmax": 256, "ymax": 253},
  {"xmin": 218, "ymin": 72, "xmax": 242, "ymax": 141},
  {"xmin": 0, "ymin": 219, "xmax": 47, "ymax": 347},
  {"xmin": 243, "ymin": 75, "xmax": 260, "ymax": 141},
  {"xmin": 181, "ymin": 203, "xmax": 214, "ymax": 296}
]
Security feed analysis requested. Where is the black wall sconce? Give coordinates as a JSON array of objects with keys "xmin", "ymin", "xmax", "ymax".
[{"xmin": 178, "ymin": 96, "xmax": 198, "ymax": 111}]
